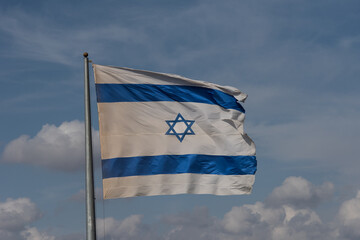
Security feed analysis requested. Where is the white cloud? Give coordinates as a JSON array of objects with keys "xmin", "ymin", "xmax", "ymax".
[
  {"xmin": 0, "ymin": 197, "xmax": 83, "ymax": 240},
  {"xmin": 0, "ymin": 197, "xmax": 53, "ymax": 240},
  {"xmin": 221, "ymin": 202, "xmax": 327, "ymax": 240},
  {"xmin": 266, "ymin": 176, "xmax": 334, "ymax": 208},
  {"xmin": 1, "ymin": 120, "xmax": 100, "ymax": 171},
  {"xmin": 21, "ymin": 227, "xmax": 55, "ymax": 240},
  {"xmin": 96, "ymin": 215, "xmax": 156, "ymax": 240},
  {"xmin": 161, "ymin": 207, "xmax": 219, "ymax": 240},
  {"xmin": 0, "ymin": 198, "xmax": 41, "ymax": 232},
  {"xmin": 222, "ymin": 203, "xmax": 266, "ymax": 235},
  {"xmin": 338, "ymin": 191, "xmax": 360, "ymax": 239},
  {"xmin": 158, "ymin": 201, "xmax": 331, "ymax": 240}
]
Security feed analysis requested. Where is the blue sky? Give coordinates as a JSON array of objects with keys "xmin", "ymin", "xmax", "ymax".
[{"xmin": 1, "ymin": 0, "xmax": 360, "ymax": 239}]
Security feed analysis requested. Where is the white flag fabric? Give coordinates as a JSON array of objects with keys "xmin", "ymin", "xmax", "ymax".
[{"xmin": 93, "ymin": 64, "xmax": 256, "ymax": 199}]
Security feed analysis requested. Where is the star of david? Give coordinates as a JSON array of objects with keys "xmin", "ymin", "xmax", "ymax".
[{"xmin": 165, "ymin": 113, "xmax": 195, "ymax": 142}]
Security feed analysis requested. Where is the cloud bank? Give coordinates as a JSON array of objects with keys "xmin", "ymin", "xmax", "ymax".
[
  {"xmin": 95, "ymin": 177, "xmax": 359, "ymax": 240},
  {"xmin": 2, "ymin": 177, "xmax": 360, "ymax": 240},
  {"xmin": 1, "ymin": 120, "xmax": 100, "ymax": 171}
]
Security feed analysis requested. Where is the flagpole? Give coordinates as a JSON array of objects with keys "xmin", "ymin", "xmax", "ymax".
[{"xmin": 84, "ymin": 52, "xmax": 97, "ymax": 240}]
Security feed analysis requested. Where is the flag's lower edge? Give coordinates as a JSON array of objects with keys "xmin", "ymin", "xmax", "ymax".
[{"xmin": 103, "ymin": 173, "xmax": 255, "ymax": 199}]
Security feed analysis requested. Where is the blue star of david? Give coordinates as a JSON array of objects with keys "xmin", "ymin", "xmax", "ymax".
[{"xmin": 165, "ymin": 113, "xmax": 195, "ymax": 142}]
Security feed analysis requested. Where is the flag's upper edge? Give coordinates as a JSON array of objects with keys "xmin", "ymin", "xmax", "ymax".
[{"xmin": 92, "ymin": 64, "xmax": 248, "ymax": 102}]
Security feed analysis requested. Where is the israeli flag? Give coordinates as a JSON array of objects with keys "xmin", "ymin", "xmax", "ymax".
[{"xmin": 93, "ymin": 64, "xmax": 256, "ymax": 199}]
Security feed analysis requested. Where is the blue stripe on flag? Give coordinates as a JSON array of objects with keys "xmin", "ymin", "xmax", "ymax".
[
  {"xmin": 102, "ymin": 154, "xmax": 256, "ymax": 179},
  {"xmin": 96, "ymin": 84, "xmax": 245, "ymax": 113}
]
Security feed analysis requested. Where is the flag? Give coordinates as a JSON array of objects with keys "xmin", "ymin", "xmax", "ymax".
[{"xmin": 93, "ymin": 64, "xmax": 257, "ymax": 199}]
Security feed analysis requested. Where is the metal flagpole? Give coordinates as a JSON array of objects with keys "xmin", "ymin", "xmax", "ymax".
[{"xmin": 84, "ymin": 52, "xmax": 97, "ymax": 240}]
